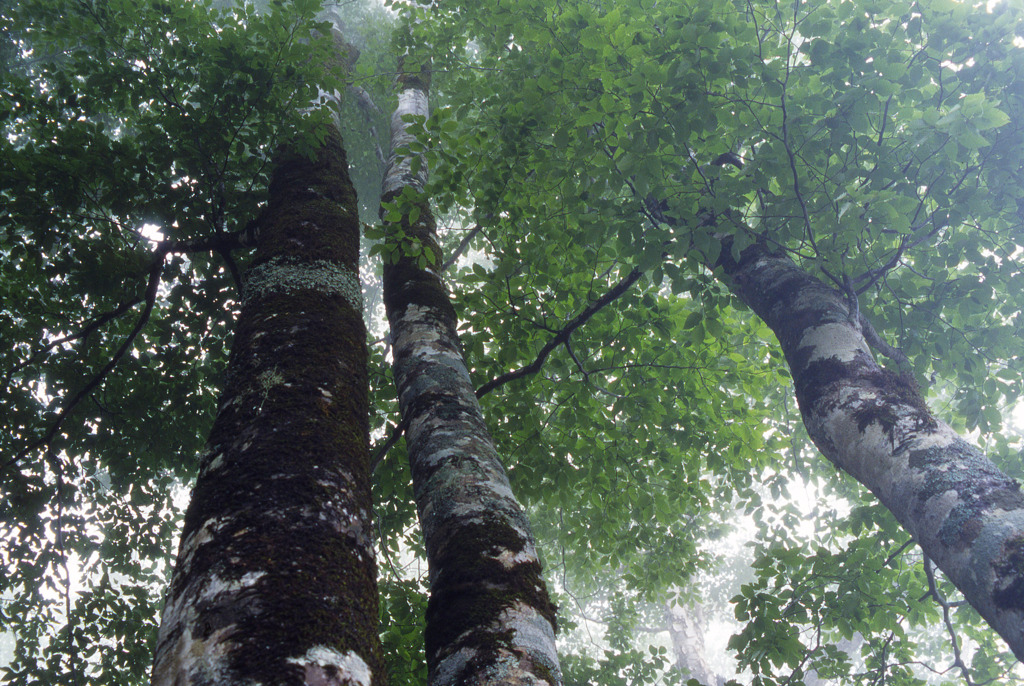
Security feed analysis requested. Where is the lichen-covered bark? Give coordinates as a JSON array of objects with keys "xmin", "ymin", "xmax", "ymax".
[
  {"xmin": 380, "ymin": 59, "xmax": 562, "ymax": 686},
  {"xmin": 151, "ymin": 127, "xmax": 384, "ymax": 686},
  {"xmin": 718, "ymin": 239, "xmax": 1024, "ymax": 660}
]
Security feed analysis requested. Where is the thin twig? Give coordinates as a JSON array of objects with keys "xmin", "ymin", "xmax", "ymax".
[
  {"xmin": 47, "ymin": 449, "xmax": 80, "ymax": 686},
  {"xmin": 881, "ymin": 538, "xmax": 915, "ymax": 568},
  {"xmin": 370, "ymin": 416, "xmax": 408, "ymax": 474},
  {"xmin": 564, "ymin": 340, "xmax": 624, "ymax": 399},
  {"xmin": 924, "ymin": 555, "xmax": 976, "ymax": 686}
]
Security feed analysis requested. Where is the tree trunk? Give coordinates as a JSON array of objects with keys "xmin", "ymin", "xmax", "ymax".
[
  {"xmin": 717, "ymin": 238, "xmax": 1024, "ymax": 660},
  {"xmin": 151, "ymin": 126, "xmax": 384, "ymax": 685},
  {"xmin": 380, "ymin": 59, "xmax": 562, "ymax": 686},
  {"xmin": 665, "ymin": 601, "xmax": 721, "ymax": 686}
]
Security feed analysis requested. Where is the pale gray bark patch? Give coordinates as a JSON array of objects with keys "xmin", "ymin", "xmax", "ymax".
[
  {"xmin": 382, "ymin": 84, "xmax": 429, "ymax": 197},
  {"xmin": 287, "ymin": 646, "xmax": 373, "ymax": 686},
  {"xmin": 243, "ymin": 256, "xmax": 361, "ymax": 311},
  {"xmin": 152, "ymin": 569, "xmax": 267, "ymax": 685},
  {"xmin": 431, "ymin": 604, "xmax": 559, "ymax": 686}
]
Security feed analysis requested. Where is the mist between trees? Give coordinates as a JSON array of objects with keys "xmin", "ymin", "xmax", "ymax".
[{"xmin": 2, "ymin": 0, "xmax": 1024, "ymax": 684}]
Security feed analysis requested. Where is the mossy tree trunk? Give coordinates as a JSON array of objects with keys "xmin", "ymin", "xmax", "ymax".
[
  {"xmin": 718, "ymin": 239, "xmax": 1024, "ymax": 660},
  {"xmin": 151, "ymin": 126, "xmax": 384, "ymax": 686},
  {"xmin": 380, "ymin": 59, "xmax": 562, "ymax": 686}
]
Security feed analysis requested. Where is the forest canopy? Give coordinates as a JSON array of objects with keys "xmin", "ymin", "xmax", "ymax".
[{"xmin": 1, "ymin": 0, "xmax": 1024, "ymax": 684}]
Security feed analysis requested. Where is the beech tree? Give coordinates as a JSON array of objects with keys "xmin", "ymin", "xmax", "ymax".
[
  {"xmin": 3, "ymin": 0, "xmax": 1024, "ymax": 685},
  {"xmin": 149, "ymin": 126, "xmax": 384, "ymax": 684},
  {"xmin": 0, "ymin": 2, "xmax": 387, "ymax": 684},
  {"xmin": 378, "ymin": 46, "xmax": 561, "ymax": 685}
]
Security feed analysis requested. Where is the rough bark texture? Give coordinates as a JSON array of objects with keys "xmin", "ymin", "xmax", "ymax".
[
  {"xmin": 718, "ymin": 239, "xmax": 1024, "ymax": 660},
  {"xmin": 151, "ymin": 127, "xmax": 384, "ymax": 686},
  {"xmin": 380, "ymin": 60, "xmax": 562, "ymax": 686}
]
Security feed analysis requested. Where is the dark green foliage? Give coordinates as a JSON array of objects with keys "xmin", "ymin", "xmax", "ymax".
[
  {"xmin": 4, "ymin": 0, "xmax": 1024, "ymax": 683},
  {"xmin": 397, "ymin": 0, "xmax": 1024, "ymax": 682},
  {"xmin": 0, "ymin": 0, "xmax": 348, "ymax": 682}
]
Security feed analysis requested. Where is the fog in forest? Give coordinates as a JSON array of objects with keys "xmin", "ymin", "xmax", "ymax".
[{"xmin": 2, "ymin": 0, "xmax": 1024, "ymax": 684}]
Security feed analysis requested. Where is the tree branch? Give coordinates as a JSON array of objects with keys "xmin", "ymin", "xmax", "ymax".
[
  {"xmin": 2, "ymin": 294, "xmax": 144, "ymax": 395},
  {"xmin": 3, "ymin": 258, "xmax": 165, "ymax": 473},
  {"xmin": 440, "ymin": 224, "xmax": 483, "ymax": 273},
  {"xmin": 476, "ymin": 266, "xmax": 643, "ymax": 398},
  {"xmin": 859, "ymin": 311, "xmax": 912, "ymax": 372},
  {"xmin": 564, "ymin": 339, "xmax": 624, "ymax": 399}
]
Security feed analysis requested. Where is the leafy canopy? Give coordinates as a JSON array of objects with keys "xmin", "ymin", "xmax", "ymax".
[{"xmin": 2, "ymin": 0, "xmax": 1024, "ymax": 684}]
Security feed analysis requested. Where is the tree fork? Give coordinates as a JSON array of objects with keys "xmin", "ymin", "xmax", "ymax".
[
  {"xmin": 151, "ymin": 126, "xmax": 384, "ymax": 685},
  {"xmin": 718, "ymin": 237, "xmax": 1024, "ymax": 660},
  {"xmin": 380, "ymin": 56, "xmax": 562, "ymax": 686}
]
